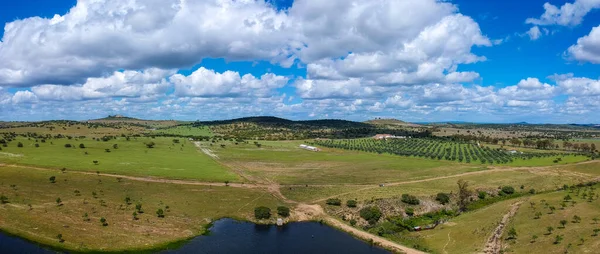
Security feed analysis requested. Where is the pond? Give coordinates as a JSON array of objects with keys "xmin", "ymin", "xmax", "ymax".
[{"xmin": 0, "ymin": 219, "xmax": 390, "ymax": 254}]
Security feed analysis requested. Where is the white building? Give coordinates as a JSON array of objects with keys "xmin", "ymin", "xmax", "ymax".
[{"xmin": 300, "ymin": 144, "xmax": 320, "ymax": 151}]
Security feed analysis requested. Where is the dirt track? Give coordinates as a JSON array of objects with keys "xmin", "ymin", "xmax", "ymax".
[{"xmin": 482, "ymin": 201, "xmax": 523, "ymax": 254}]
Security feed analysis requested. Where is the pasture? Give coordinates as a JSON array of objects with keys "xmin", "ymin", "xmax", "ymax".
[
  {"xmin": 153, "ymin": 125, "xmax": 213, "ymax": 137},
  {"xmin": 0, "ymin": 165, "xmax": 282, "ymax": 252},
  {"xmin": 0, "ymin": 137, "xmax": 238, "ymax": 182},
  {"xmin": 211, "ymin": 140, "xmax": 480, "ymax": 185}
]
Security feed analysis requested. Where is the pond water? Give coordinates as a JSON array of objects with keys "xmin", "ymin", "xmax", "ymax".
[{"xmin": 0, "ymin": 219, "xmax": 390, "ymax": 254}]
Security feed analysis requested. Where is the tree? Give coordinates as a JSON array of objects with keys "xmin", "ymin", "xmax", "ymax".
[
  {"xmin": 224, "ymin": 180, "xmax": 230, "ymax": 186},
  {"xmin": 501, "ymin": 186, "xmax": 515, "ymax": 195},
  {"xmin": 135, "ymin": 203, "xmax": 144, "ymax": 213},
  {"xmin": 0, "ymin": 195, "xmax": 8, "ymax": 204},
  {"xmin": 132, "ymin": 211, "xmax": 138, "ymax": 220},
  {"xmin": 547, "ymin": 226, "xmax": 554, "ymax": 235},
  {"xmin": 359, "ymin": 206, "xmax": 382, "ymax": 225},
  {"xmin": 93, "ymin": 160, "xmax": 99, "ymax": 165},
  {"xmin": 145, "ymin": 142, "xmax": 155, "ymax": 148},
  {"xmin": 17, "ymin": 142, "xmax": 23, "ymax": 148},
  {"xmin": 156, "ymin": 209, "xmax": 165, "ymax": 218},
  {"xmin": 346, "ymin": 200, "xmax": 357, "ymax": 208},
  {"xmin": 405, "ymin": 207, "xmax": 415, "ymax": 216},
  {"xmin": 49, "ymin": 176, "xmax": 56, "ymax": 183},
  {"xmin": 64, "ymin": 144, "xmax": 72, "ymax": 148},
  {"xmin": 507, "ymin": 227, "xmax": 518, "ymax": 240},
  {"xmin": 326, "ymin": 198, "xmax": 342, "ymax": 206},
  {"xmin": 531, "ymin": 234, "xmax": 538, "ymax": 243},
  {"xmin": 401, "ymin": 194, "xmax": 420, "ymax": 205},
  {"xmin": 549, "ymin": 206, "xmax": 556, "ymax": 214},
  {"xmin": 83, "ymin": 213, "xmax": 90, "ymax": 222},
  {"xmin": 254, "ymin": 206, "xmax": 271, "ymax": 220},
  {"xmin": 435, "ymin": 193, "xmax": 450, "ymax": 205},
  {"xmin": 113, "ymin": 144, "xmax": 118, "ymax": 149},
  {"xmin": 573, "ymin": 215, "xmax": 581, "ymax": 223},
  {"xmin": 457, "ymin": 179, "xmax": 472, "ymax": 212},
  {"xmin": 56, "ymin": 198, "xmax": 62, "ymax": 206},
  {"xmin": 56, "ymin": 234, "xmax": 64, "ymax": 243},
  {"xmin": 560, "ymin": 220, "xmax": 568, "ymax": 228},
  {"xmin": 277, "ymin": 206, "xmax": 290, "ymax": 217},
  {"xmin": 593, "ymin": 217, "xmax": 599, "ymax": 224},
  {"xmin": 125, "ymin": 196, "xmax": 131, "ymax": 205},
  {"xmin": 534, "ymin": 212, "xmax": 542, "ymax": 219},
  {"xmin": 79, "ymin": 143, "xmax": 86, "ymax": 149},
  {"xmin": 593, "ymin": 228, "xmax": 600, "ymax": 236},
  {"xmin": 100, "ymin": 217, "xmax": 108, "ymax": 226},
  {"xmin": 554, "ymin": 234, "xmax": 563, "ymax": 244},
  {"xmin": 478, "ymin": 191, "xmax": 487, "ymax": 200}
]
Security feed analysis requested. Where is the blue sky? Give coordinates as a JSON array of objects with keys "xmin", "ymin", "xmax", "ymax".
[{"xmin": 0, "ymin": 0, "xmax": 599, "ymax": 123}]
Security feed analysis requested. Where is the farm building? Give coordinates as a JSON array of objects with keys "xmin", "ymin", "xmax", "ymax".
[
  {"xmin": 299, "ymin": 144, "xmax": 320, "ymax": 151},
  {"xmin": 374, "ymin": 134, "xmax": 407, "ymax": 140}
]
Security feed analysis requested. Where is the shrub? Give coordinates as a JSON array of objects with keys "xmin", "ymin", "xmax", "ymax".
[
  {"xmin": 435, "ymin": 193, "xmax": 450, "ymax": 205},
  {"xmin": 405, "ymin": 207, "xmax": 415, "ymax": 216},
  {"xmin": 501, "ymin": 186, "xmax": 515, "ymax": 195},
  {"xmin": 79, "ymin": 143, "xmax": 85, "ymax": 149},
  {"xmin": 326, "ymin": 198, "xmax": 342, "ymax": 206},
  {"xmin": 529, "ymin": 189, "xmax": 536, "ymax": 194},
  {"xmin": 64, "ymin": 144, "xmax": 72, "ymax": 148},
  {"xmin": 56, "ymin": 234, "xmax": 64, "ymax": 243},
  {"xmin": 277, "ymin": 206, "xmax": 290, "ymax": 217},
  {"xmin": 0, "ymin": 195, "xmax": 8, "ymax": 204},
  {"xmin": 17, "ymin": 142, "xmax": 23, "ymax": 148},
  {"xmin": 478, "ymin": 191, "xmax": 487, "ymax": 200},
  {"xmin": 49, "ymin": 176, "xmax": 56, "ymax": 183},
  {"xmin": 100, "ymin": 217, "xmax": 108, "ymax": 226},
  {"xmin": 507, "ymin": 227, "xmax": 517, "ymax": 240},
  {"xmin": 401, "ymin": 194, "xmax": 420, "ymax": 205},
  {"xmin": 254, "ymin": 206, "xmax": 271, "ymax": 220},
  {"xmin": 35, "ymin": 144, "xmax": 39, "ymax": 148},
  {"xmin": 346, "ymin": 200, "xmax": 357, "ymax": 208},
  {"xmin": 359, "ymin": 206, "xmax": 382, "ymax": 225},
  {"xmin": 349, "ymin": 219, "xmax": 357, "ymax": 226},
  {"xmin": 113, "ymin": 144, "xmax": 118, "ymax": 149},
  {"xmin": 145, "ymin": 142, "xmax": 156, "ymax": 148},
  {"xmin": 156, "ymin": 209, "xmax": 165, "ymax": 218}
]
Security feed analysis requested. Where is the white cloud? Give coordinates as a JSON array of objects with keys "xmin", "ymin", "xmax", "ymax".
[
  {"xmin": 30, "ymin": 68, "xmax": 173, "ymax": 101},
  {"xmin": 527, "ymin": 26, "xmax": 542, "ymax": 40},
  {"xmin": 526, "ymin": 0, "xmax": 600, "ymax": 26},
  {"xmin": 171, "ymin": 67, "xmax": 288, "ymax": 97},
  {"xmin": 566, "ymin": 25, "xmax": 600, "ymax": 63},
  {"xmin": 497, "ymin": 78, "xmax": 557, "ymax": 101}
]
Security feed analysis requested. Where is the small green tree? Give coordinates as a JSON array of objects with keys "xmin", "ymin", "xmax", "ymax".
[
  {"xmin": 254, "ymin": 206, "xmax": 271, "ymax": 220},
  {"xmin": 0, "ymin": 195, "xmax": 8, "ymax": 204},
  {"xmin": 560, "ymin": 220, "xmax": 568, "ymax": 228},
  {"xmin": 132, "ymin": 211, "xmax": 138, "ymax": 220},
  {"xmin": 56, "ymin": 234, "xmax": 64, "ymax": 243},
  {"xmin": 359, "ymin": 206, "xmax": 382, "ymax": 225},
  {"xmin": 531, "ymin": 235, "xmax": 538, "ymax": 243},
  {"xmin": 277, "ymin": 206, "xmax": 290, "ymax": 217},
  {"xmin": 547, "ymin": 226, "xmax": 554, "ymax": 235},
  {"xmin": 549, "ymin": 206, "xmax": 556, "ymax": 214},
  {"xmin": 56, "ymin": 197, "xmax": 62, "ymax": 206},
  {"xmin": 156, "ymin": 209, "xmax": 165, "ymax": 218},
  {"xmin": 49, "ymin": 176, "xmax": 56, "ymax": 183},
  {"xmin": 554, "ymin": 234, "xmax": 563, "ymax": 244},
  {"xmin": 113, "ymin": 144, "xmax": 118, "ymax": 149},
  {"xmin": 83, "ymin": 213, "xmax": 90, "ymax": 221},
  {"xmin": 478, "ymin": 191, "xmax": 487, "ymax": 200},
  {"xmin": 507, "ymin": 227, "xmax": 518, "ymax": 240},
  {"xmin": 326, "ymin": 198, "xmax": 342, "ymax": 206},
  {"xmin": 534, "ymin": 212, "xmax": 542, "ymax": 219},
  {"xmin": 401, "ymin": 194, "xmax": 420, "ymax": 205},
  {"xmin": 573, "ymin": 215, "xmax": 581, "ymax": 223},
  {"xmin": 593, "ymin": 217, "xmax": 599, "ymax": 224},
  {"xmin": 593, "ymin": 228, "xmax": 600, "ymax": 236},
  {"xmin": 346, "ymin": 200, "xmax": 357, "ymax": 208},
  {"xmin": 17, "ymin": 142, "xmax": 23, "ymax": 148},
  {"xmin": 405, "ymin": 207, "xmax": 415, "ymax": 216},
  {"xmin": 124, "ymin": 196, "xmax": 131, "ymax": 205},
  {"xmin": 100, "ymin": 217, "xmax": 108, "ymax": 226},
  {"xmin": 135, "ymin": 203, "xmax": 144, "ymax": 213},
  {"xmin": 501, "ymin": 186, "xmax": 515, "ymax": 195},
  {"xmin": 79, "ymin": 143, "xmax": 85, "ymax": 149},
  {"xmin": 433, "ymin": 192, "xmax": 449, "ymax": 204}
]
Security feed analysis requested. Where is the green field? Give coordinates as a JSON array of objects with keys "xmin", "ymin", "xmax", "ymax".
[
  {"xmin": 0, "ymin": 165, "xmax": 282, "ymax": 252},
  {"xmin": 212, "ymin": 140, "xmax": 480, "ymax": 185},
  {"xmin": 0, "ymin": 137, "xmax": 237, "ymax": 182},
  {"xmin": 153, "ymin": 126, "xmax": 213, "ymax": 136}
]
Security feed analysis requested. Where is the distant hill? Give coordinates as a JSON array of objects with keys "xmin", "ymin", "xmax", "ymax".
[
  {"xmin": 365, "ymin": 118, "xmax": 421, "ymax": 127},
  {"xmin": 197, "ymin": 116, "xmax": 370, "ymax": 129},
  {"xmin": 88, "ymin": 115, "xmax": 183, "ymax": 128}
]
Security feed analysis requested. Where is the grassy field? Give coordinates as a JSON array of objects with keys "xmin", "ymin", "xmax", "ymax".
[
  {"xmin": 0, "ymin": 137, "xmax": 238, "ymax": 182},
  {"xmin": 503, "ymin": 190, "xmax": 600, "ymax": 254},
  {"xmin": 153, "ymin": 126, "xmax": 213, "ymax": 137},
  {"xmin": 212, "ymin": 140, "xmax": 481, "ymax": 185},
  {"xmin": 0, "ymin": 166, "xmax": 283, "ymax": 252},
  {"xmin": 507, "ymin": 155, "xmax": 589, "ymax": 167},
  {"xmin": 405, "ymin": 196, "xmax": 521, "ymax": 253}
]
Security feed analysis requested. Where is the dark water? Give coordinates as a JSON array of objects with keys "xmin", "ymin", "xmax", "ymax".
[
  {"xmin": 0, "ymin": 231, "xmax": 54, "ymax": 254},
  {"xmin": 0, "ymin": 219, "xmax": 390, "ymax": 254},
  {"xmin": 162, "ymin": 219, "xmax": 389, "ymax": 254}
]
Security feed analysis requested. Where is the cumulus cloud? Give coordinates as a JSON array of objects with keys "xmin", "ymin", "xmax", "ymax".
[
  {"xmin": 566, "ymin": 25, "xmax": 600, "ymax": 63},
  {"xmin": 171, "ymin": 67, "xmax": 288, "ymax": 98},
  {"xmin": 526, "ymin": 0, "xmax": 600, "ymax": 27},
  {"xmin": 527, "ymin": 26, "xmax": 542, "ymax": 40},
  {"xmin": 29, "ymin": 68, "xmax": 174, "ymax": 101},
  {"xmin": 0, "ymin": 0, "xmax": 292, "ymax": 87}
]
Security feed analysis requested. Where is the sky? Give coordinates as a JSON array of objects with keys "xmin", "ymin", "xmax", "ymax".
[{"xmin": 0, "ymin": 0, "xmax": 599, "ymax": 123}]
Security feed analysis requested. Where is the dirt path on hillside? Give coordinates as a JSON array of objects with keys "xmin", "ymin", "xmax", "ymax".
[{"xmin": 482, "ymin": 201, "xmax": 523, "ymax": 254}]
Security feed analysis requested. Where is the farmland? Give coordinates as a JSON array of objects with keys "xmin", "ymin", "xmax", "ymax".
[{"xmin": 0, "ymin": 116, "xmax": 599, "ymax": 253}]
